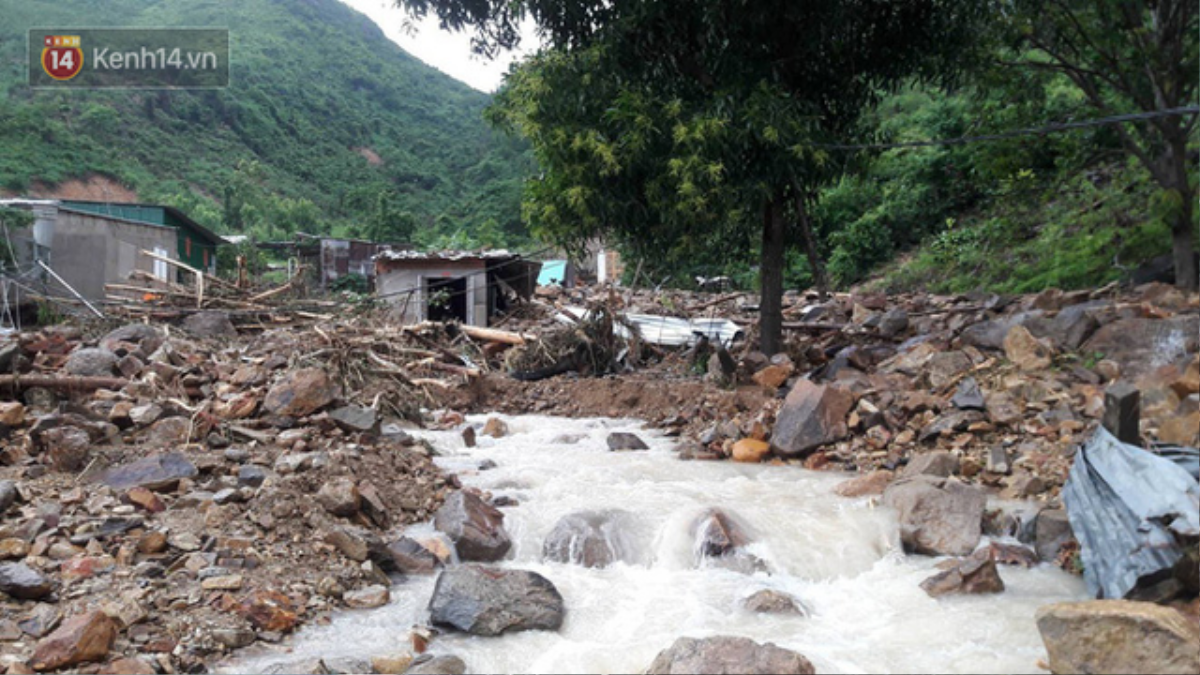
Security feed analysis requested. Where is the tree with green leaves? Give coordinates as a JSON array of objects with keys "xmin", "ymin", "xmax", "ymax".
[
  {"xmin": 398, "ymin": 0, "xmax": 987, "ymax": 352},
  {"xmin": 1006, "ymin": 0, "xmax": 1199, "ymax": 290}
]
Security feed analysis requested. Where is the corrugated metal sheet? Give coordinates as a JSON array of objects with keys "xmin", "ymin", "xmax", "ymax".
[
  {"xmin": 374, "ymin": 249, "xmax": 516, "ymax": 262},
  {"xmin": 1063, "ymin": 426, "xmax": 1200, "ymax": 599},
  {"xmin": 557, "ymin": 306, "xmax": 743, "ymax": 347}
]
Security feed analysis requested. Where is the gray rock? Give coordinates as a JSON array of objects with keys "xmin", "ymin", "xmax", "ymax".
[
  {"xmin": 918, "ymin": 409, "xmax": 985, "ymax": 443},
  {"xmin": 0, "ymin": 479, "xmax": 16, "ymax": 512},
  {"xmin": 99, "ymin": 324, "xmax": 164, "ymax": 357},
  {"xmin": 1035, "ymin": 508, "xmax": 1074, "ymax": 563},
  {"xmin": 404, "ymin": 655, "xmax": 467, "ymax": 675},
  {"xmin": 224, "ymin": 447, "xmax": 250, "ymax": 463},
  {"xmin": 1049, "ymin": 306, "xmax": 1100, "ymax": 351},
  {"xmin": 960, "ymin": 311, "xmax": 1045, "ymax": 351},
  {"xmin": 98, "ymin": 452, "xmax": 197, "ymax": 491},
  {"xmin": 237, "ymin": 465, "xmax": 267, "ymax": 489},
  {"xmin": 182, "ymin": 311, "xmax": 238, "ymax": 338},
  {"xmin": 63, "ymin": 348, "xmax": 118, "ymax": 377},
  {"xmin": 878, "ymin": 308, "xmax": 909, "ymax": 338},
  {"xmin": 542, "ymin": 510, "xmax": 636, "ymax": 568},
  {"xmin": 882, "ymin": 475, "xmax": 986, "ymax": 557},
  {"xmin": 771, "ymin": 379, "xmax": 854, "ymax": 458},
  {"xmin": 386, "ymin": 537, "xmax": 439, "ymax": 575},
  {"xmin": 434, "ymin": 491, "xmax": 512, "ymax": 562},
  {"xmin": 606, "ymin": 432, "xmax": 649, "ymax": 451},
  {"xmin": 428, "ymin": 565, "xmax": 564, "ymax": 636},
  {"xmin": 329, "ymin": 405, "xmax": 379, "ymax": 434},
  {"xmin": 920, "ymin": 551, "xmax": 1006, "ymax": 597},
  {"xmin": 986, "ymin": 446, "xmax": 1010, "ymax": 475},
  {"xmin": 263, "ymin": 658, "xmax": 329, "ymax": 675},
  {"xmin": 951, "ymin": 377, "xmax": 986, "ymax": 410},
  {"xmin": 323, "ymin": 657, "xmax": 372, "ymax": 675},
  {"xmin": 901, "ymin": 451, "xmax": 960, "ymax": 478},
  {"xmin": 646, "ymin": 636, "xmax": 815, "ymax": 675},
  {"xmin": 0, "ymin": 561, "xmax": 52, "ymax": 599}
]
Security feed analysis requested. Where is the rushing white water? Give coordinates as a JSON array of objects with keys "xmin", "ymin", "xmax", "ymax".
[{"xmin": 237, "ymin": 414, "xmax": 1088, "ymax": 674}]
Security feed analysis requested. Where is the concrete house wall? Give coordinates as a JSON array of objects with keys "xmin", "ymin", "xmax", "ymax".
[
  {"xmin": 50, "ymin": 209, "xmax": 178, "ymax": 300},
  {"xmin": 375, "ymin": 259, "xmax": 488, "ymax": 326}
]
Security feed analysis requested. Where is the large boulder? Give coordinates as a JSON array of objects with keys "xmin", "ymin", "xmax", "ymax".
[
  {"xmin": 182, "ymin": 311, "xmax": 238, "ymax": 338},
  {"xmin": 882, "ymin": 475, "xmax": 985, "ymax": 557},
  {"xmin": 30, "ymin": 611, "xmax": 118, "ymax": 671},
  {"xmin": 428, "ymin": 565, "xmax": 564, "ymax": 636},
  {"xmin": 542, "ymin": 510, "xmax": 636, "ymax": 568},
  {"xmin": 263, "ymin": 368, "xmax": 336, "ymax": 418},
  {"xmin": 1082, "ymin": 316, "xmax": 1200, "ymax": 380},
  {"xmin": 434, "ymin": 491, "xmax": 512, "ymax": 562},
  {"xmin": 1036, "ymin": 600, "xmax": 1200, "ymax": 675},
  {"xmin": 771, "ymin": 380, "xmax": 854, "ymax": 458},
  {"xmin": 98, "ymin": 452, "xmax": 197, "ymax": 492},
  {"xmin": 920, "ymin": 551, "xmax": 1005, "ymax": 597},
  {"xmin": 646, "ymin": 636, "xmax": 815, "ymax": 675},
  {"xmin": 64, "ymin": 348, "xmax": 117, "ymax": 377}
]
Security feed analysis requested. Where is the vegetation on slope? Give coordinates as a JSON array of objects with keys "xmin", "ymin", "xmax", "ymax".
[{"xmin": 0, "ymin": 0, "xmax": 533, "ymax": 248}]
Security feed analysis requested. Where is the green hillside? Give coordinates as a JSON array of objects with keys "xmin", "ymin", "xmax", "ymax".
[{"xmin": 0, "ymin": 0, "xmax": 533, "ymax": 247}]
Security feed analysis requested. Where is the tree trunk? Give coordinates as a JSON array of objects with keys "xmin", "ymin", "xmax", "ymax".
[
  {"xmin": 794, "ymin": 192, "xmax": 829, "ymax": 300},
  {"xmin": 759, "ymin": 193, "xmax": 786, "ymax": 355},
  {"xmin": 1165, "ymin": 133, "xmax": 1198, "ymax": 291}
]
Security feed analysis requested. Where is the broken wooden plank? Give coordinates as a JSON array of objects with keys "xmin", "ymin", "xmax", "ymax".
[{"xmin": 459, "ymin": 325, "xmax": 534, "ymax": 346}]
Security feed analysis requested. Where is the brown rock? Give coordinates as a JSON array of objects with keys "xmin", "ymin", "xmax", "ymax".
[
  {"xmin": 771, "ymin": 380, "xmax": 854, "ymax": 458},
  {"xmin": 263, "ymin": 368, "xmax": 335, "ymax": 417},
  {"xmin": 646, "ymin": 636, "xmax": 815, "ymax": 675},
  {"xmin": 136, "ymin": 531, "xmax": 167, "ymax": 554},
  {"xmin": 371, "ymin": 653, "xmax": 414, "ymax": 675},
  {"xmin": 481, "ymin": 417, "xmax": 508, "ymax": 438},
  {"xmin": 751, "ymin": 364, "xmax": 793, "ymax": 390},
  {"xmin": 0, "ymin": 537, "xmax": 30, "ymax": 559},
  {"xmin": 343, "ymin": 584, "xmax": 390, "ymax": 609},
  {"xmin": 920, "ymin": 551, "xmax": 1005, "ymax": 597},
  {"xmin": 1037, "ymin": 600, "xmax": 1200, "ymax": 675},
  {"xmin": 925, "ymin": 351, "xmax": 972, "ymax": 388},
  {"xmin": 317, "ymin": 478, "xmax": 361, "ymax": 517},
  {"xmin": 731, "ymin": 439, "xmax": 770, "ymax": 463},
  {"xmin": 42, "ymin": 426, "xmax": 91, "ymax": 472},
  {"xmin": 0, "ymin": 401, "xmax": 25, "ymax": 427},
  {"xmin": 833, "ymin": 470, "xmax": 894, "ymax": 498},
  {"xmin": 742, "ymin": 590, "xmax": 806, "ymax": 615},
  {"xmin": 30, "ymin": 611, "xmax": 117, "ymax": 672},
  {"xmin": 1004, "ymin": 325, "xmax": 1054, "ymax": 371},
  {"xmin": 238, "ymin": 590, "xmax": 298, "ymax": 633},
  {"xmin": 693, "ymin": 509, "xmax": 750, "ymax": 558},
  {"xmin": 1170, "ymin": 356, "xmax": 1200, "ymax": 398},
  {"xmin": 1083, "ymin": 316, "xmax": 1200, "ymax": 380},
  {"xmin": 125, "ymin": 487, "xmax": 165, "ymax": 513},
  {"xmin": 101, "ymin": 658, "xmax": 156, "ymax": 675}
]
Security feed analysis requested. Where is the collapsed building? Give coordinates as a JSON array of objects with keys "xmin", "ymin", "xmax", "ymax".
[{"xmin": 374, "ymin": 249, "xmax": 540, "ymax": 326}]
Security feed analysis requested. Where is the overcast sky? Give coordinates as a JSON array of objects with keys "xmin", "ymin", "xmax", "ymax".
[{"xmin": 340, "ymin": 0, "xmax": 536, "ymax": 93}]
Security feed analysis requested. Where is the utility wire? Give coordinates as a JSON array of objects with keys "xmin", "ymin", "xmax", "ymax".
[{"xmin": 813, "ymin": 105, "xmax": 1200, "ymax": 151}]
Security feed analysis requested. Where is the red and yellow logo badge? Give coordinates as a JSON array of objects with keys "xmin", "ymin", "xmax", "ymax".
[{"xmin": 42, "ymin": 35, "xmax": 83, "ymax": 80}]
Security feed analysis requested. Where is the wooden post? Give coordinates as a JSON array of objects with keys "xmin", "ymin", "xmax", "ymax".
[{"xmin": 1103, "ymin": 382, "xmax": 1140, "ymax": 445}]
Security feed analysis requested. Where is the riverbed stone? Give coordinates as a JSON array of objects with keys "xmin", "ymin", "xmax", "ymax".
[
  {"xmin": 834, "ymin": 469, "xmax": 894, "ymax": 497},
  {"xmin": 920, "ymin": 551, "xmax": 1005, "ymax": 597},
  {"xmin": 882, "ymin": 475, "xmax": 985, "ymax": 557},
  {"xmin": 742, "ymin": 590, "xmax": 807, "ymax": 616},
  {"xmin": 343, "ymin": 584, "xmax": 389, "ymax": 609},
  {"xmin": 901, "ymin": 451, "xmax": 960, "ymax": 478},
  {"xmin": 329, "ymin": 405, "xmax": 379, "ymax": 434},
  {"xmin": 387, "ymin": 537, "xmax": 440, "ymax": 574},
  {"xmin": 434, "ymin": 491, "xmax": 512, "ymax": 562},
  {"xmin": 1037, "ymin": 600, "xmax": 1200, "ymax": 675},
  {"xmin": 542, "ymin": 510, "xmax": 634, "ymax": 568},
  {"xmin": 316, "ymin": 478, "xmax": 361, "ymax": 517},
  {"xmin": 403, "ymin": 655, "xmax": 466, "ymax": 675},
  {"xmin": 646, "ymin": 636, "xmax": 815, "ymax": 675},
  {"xmin": 771, "ymin": 379, "xmax": 854, "ymax": 457},
  {"xmin": 182, "ymin": 311, "xmax": 238, "ymax": 338},
  {"xmin": 693, "ymin": 509, "xmax": 750, "ymax": 557},
  {"xmin": 30, "ymin": 611, "xmax": 117, "ymax": 671},
  {"xmin": 99, "ymin": 452, "xmax": 197, "ymax": 492},
  {"xmin": 428, "ymin": 565, "xmax": 564, "ymax": 636},
  {"xmin": 731, "ymin": 438, "xmax": 771, "ymax": 463},
  {"xmin": 607, "ymin": 432, "xmax": 649, "ymax": 451},
  {"xmin": 1035, "ymin": 508, "xmax": 1074, "ymax": 563}
]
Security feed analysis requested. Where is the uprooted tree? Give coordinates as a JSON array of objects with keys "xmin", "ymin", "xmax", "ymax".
[
  {"xmin": 1006, "ymin": 0, "xmax": 1199, "ymax": 291},
  {"xmin": 397, "ymin": 0, "xmax": 987, "ymax": 353}
]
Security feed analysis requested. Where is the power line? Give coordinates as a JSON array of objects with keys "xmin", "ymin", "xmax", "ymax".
[{"xmin": 813, "ymin": 106, "xmax": 1200, "ymax": 152}]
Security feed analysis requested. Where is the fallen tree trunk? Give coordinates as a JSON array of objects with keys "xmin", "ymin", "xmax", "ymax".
[
  {"xmin": 0, "ymin": 375, "xmax": 130, "ymax": 391},
  {"xmin": 459, "ymin": 325, "xmax": 533, "ymax": 346}
]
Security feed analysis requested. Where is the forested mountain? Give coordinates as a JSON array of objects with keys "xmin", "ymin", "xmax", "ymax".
[{"xmin": 0, "ymin": 0, "xmax": 533, "ymax": 247}]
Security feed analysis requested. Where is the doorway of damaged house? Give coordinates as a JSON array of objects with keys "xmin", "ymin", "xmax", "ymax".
[{"xmin": 425, "ymin": 275, "xmax": 468, "ymax": 323}]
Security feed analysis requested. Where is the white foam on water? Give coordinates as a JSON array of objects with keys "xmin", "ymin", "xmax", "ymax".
[{"xmin": 233, "ymin": 414, "xmax": 1088, "ymax": 674}]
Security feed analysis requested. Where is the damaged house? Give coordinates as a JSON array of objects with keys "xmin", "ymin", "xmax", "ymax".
[{"xmin": 374, "ymin": 249, "xmax": 540, "ymax": 326}]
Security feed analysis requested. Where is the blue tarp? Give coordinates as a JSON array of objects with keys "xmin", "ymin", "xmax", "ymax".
[
  {"xmin": 1062, "ymin": 426, "xmax": 1200, "ymax": 599},
  {"xmin": 538, "ymin": 260, "xmax": 569, "ymax": 286}
]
